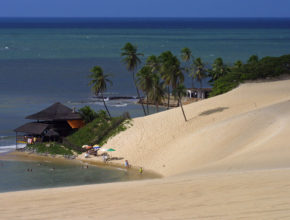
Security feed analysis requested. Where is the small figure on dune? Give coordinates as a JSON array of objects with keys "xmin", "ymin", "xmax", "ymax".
[
  {"xmin": 139, "ymin": 167, "xmax": 143, "ymax": 174},
  {"xmin": 125, "ymin": 160, "xmax": 129, "ymax": 168}
]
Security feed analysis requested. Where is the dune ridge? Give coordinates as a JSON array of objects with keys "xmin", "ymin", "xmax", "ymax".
[
  {"xmin": 102, "ymin": 79, "xmax": 290, "ymax": 177},
  {"xmin": 1, "ymin": 79, "xmax": 290, "ymax": 219}
]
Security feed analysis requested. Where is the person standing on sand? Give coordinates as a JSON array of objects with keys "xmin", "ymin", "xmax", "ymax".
[
  {"xmin": 125, "ymin": 160, "xmax": 129, "ymax": 168},
  {"xmin": 139, "ymin": 167, "xmax": 143, "ymax": 174}
]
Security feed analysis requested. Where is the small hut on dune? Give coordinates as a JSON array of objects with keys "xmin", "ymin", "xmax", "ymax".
[{"xmin": 14, "ymin": 102, "xmax": 84, "ymax": 147}]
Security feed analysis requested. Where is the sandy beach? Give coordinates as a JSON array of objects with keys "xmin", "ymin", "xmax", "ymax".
[{"xmin": 1, "ymin": 79, "xmax": 290, "ymax": 219}]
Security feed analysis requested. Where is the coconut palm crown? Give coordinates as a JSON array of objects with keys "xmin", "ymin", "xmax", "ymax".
[
  {"xmin": 89, "ymin": 66, "xmax": 112, "ymax": 118},
  {"xmin": 137, "ymin": 66, "xmax": 155, "ymax": 114},
  {"xmin": 121, "ymin": 42, "xmax": 146, "ymax": 115},
  {"xmin": 159, "ymin": 51, "xmax": 184, "ymax": 109}
]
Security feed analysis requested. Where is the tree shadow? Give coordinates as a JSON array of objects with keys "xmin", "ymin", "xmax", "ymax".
[
  {"xmin": 198, "ymin": 107, "xmax": 229, "ymax": 116},
  {"xmin": 108, "ymin": 157, "xmax": 124, "ymax": 161}
]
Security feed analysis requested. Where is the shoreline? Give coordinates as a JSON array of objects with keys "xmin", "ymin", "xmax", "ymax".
[{"xmin": 1, "ymin": 150, "xmax": 162, "ymax": 178}]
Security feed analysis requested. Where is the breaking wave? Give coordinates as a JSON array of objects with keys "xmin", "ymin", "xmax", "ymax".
[{"xmin": 0, "ymin": 144, "xmax": 26, "ymax": 154}]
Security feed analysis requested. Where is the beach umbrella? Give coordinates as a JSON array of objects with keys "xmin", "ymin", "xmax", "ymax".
[
  {"xmin": 93, "ymin": 145, "xmax": 101, "ymax": 149},
  {"xmin": 100, "ymin": 148, "xmax": 116, "ymax": 152},
  {"xmin": 82, "ymin": 145, "xmax": 92, "ymax": 149}
]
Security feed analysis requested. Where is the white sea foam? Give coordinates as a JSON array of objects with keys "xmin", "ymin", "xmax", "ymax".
[
  {"xmin": 0, "ymin": 144, "xmax": 26, "ymax": 153},
  {"xmin": 110, "ymin": 103, "xmax": 128, "ymax": 107}
]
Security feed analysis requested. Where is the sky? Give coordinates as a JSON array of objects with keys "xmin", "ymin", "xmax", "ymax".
[{"xmin": 0, "ymin": 0, "xmax": 289, "ymax": 18}]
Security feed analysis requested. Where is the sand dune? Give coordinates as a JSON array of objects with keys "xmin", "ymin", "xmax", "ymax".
[
  {"xmin": 101, "ymin": 79, "xmax": 290, "ymax": 176},
  {"xmin": 1, "ymin": 79, "xmax": 290, "ymax": 219}
]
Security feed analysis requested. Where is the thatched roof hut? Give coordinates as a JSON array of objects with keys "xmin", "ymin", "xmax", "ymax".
[
  {"xmin": 26, "ymin": 102, "xmax": 82, "ymax": 121},
  {"xmin": 14, "ymin": 122, "xmax": 50, "ymax": 135},
  {"xmin": 14, "ymin": 103, "xmax": 84, "ymax": 146}
]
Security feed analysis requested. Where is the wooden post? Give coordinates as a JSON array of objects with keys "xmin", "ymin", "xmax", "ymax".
[{"xmin": 15, "ymin": 132, "xmax": 18, "ymax": 150}]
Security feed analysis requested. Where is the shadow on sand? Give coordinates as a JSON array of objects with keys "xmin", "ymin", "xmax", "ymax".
[{"xmin": 198, "ymin": 107, "xmax": 229, "ymax": 116}]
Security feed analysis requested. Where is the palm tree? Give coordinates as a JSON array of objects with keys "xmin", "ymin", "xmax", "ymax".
[
  {"xmin": 247, "ymin": 55, "xmax": 259, "ymax": 65},
  {"xmin": 181, "ymin": 47, "xmax": 192, "ymax": 62},
  {"xmin": 121, "ymin": 42, "xmax": 146, "ymax": 116},
  {"xmin": 208, "ymin": 57, "xmax": 229, "ymax": 83},
  {"xmin": 181, "ymin": 48, "xmax": 194, "ymax": 88},
  {"xmin": 159, "ymin": 51, "xmax": 184, "ymax": 109},
  {"xmin": 234, "ymin": 60, "xmax": 243, "ymax": 69},
  {"xmin": 194, "ymin": 57, "xmax": 207, "ymax": 99},
  {"xmin": 148, "ymin": 73, "xmax": 166, "ymax": 112},
  {"xmin": 89, "ymin": 66, "xmax": 112, "ymax": 118},
  {"xmin": 173, "ymin": 84, "xmax": 187, "ymax": 122},
  {"xmin": 146, "ymin": 55, "xmax": 160, "ymax": 73},
  {"xmin": 137, "ymin": 66, "xmax": 154, "ymax": 114}
]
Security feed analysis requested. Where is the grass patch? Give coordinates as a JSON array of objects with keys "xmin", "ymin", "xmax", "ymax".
[
  {"xmin": 26, "ymin": 142, "xmax": 74, "ymax": 156},
  {"xmin": 64, "ymin": 112, "xmax": 131, "ymax": 153}
]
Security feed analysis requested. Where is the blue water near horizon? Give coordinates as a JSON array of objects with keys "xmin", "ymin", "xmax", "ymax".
[{"xmin": 1, "ymin": 17, "xmax": 290, "ymax": 149}]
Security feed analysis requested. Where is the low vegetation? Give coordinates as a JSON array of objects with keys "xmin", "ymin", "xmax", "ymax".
[
  {"xmin": 79, "ymin": 107, "xmax": 109, "ymax": 123},
  {"xmin": 26, "ymin": 142, "xmax": 74, "ymax": 156},
  {"xmin": 64, "ymin": 111, "xmax": 131, "ymax": 153},
  {"xmin": 210, "ymin": 54, "xmax": 290, "ymax": 96},
  {"xmin": 26, "ymin": 110, "xmax": 130, "ymax": 156}
]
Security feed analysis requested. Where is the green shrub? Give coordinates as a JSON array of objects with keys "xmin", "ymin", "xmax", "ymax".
[
  {"xmin": 78, "ymin": 106, "xmax": 98, "ymax": 123},
  {"xmin": 26, "ymin": 142, "xmax": 73, "ymax": 156},
  {"xmin": 64, "ymin": 112, "xmax": 130, "ymax": 153},
  {"xmin": 210, "ymin": 54, "xmax": 290, "ymax": 96}
]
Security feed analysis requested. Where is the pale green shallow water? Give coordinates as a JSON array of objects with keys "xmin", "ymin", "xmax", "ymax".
[{"xmin": 0, "ymin": 157, "xmax": 158, "ymax": 193}]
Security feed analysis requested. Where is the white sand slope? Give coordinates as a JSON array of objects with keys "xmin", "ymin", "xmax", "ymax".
[
  {"xmin": 102, "ymin": 79, "xmax": 290, "ymax": 177},
  {"xmin": 1, "ymin": 79, "xmax": 290, "ymax": 219}
]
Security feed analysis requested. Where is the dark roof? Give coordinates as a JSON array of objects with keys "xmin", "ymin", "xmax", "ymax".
[
  {"xmin": 45, "ymin": 129, "xmax": 59, "ymax": 137},
  {"xmin": 14, "ymin": 122, "xmax": 49, "ymax": 135},
  {"xmin": 26, "ymin": 102, "xmax": 82, "ymax": 121}
]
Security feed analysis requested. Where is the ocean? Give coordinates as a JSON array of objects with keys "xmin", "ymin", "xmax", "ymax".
[{"xmin": 0, "ymin": 17, "xmax": 289, "ymax": 191}]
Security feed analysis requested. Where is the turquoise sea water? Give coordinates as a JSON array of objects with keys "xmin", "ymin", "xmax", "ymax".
[{"xmin": 0, "ymin": 18, "xmax": 290, "ymax": 191}]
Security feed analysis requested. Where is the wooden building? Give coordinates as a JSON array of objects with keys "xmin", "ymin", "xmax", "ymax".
[
  {"xmin": 186, "ymin": 88, "xmax": 212, "ymax": 99},
  {"xmin": 14, "ymin": 102, "xmax": 84, "ymax": 147}
]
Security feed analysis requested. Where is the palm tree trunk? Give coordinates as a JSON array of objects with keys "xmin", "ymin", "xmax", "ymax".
[
  {"xmin": 167, "ymin": 86, "xmax": 170, "ymax": 109},
  {"xmin": 191, "ymin": 77, "xmax": 194, "ymax": 89},
  {"xmin": 146, "ymin": 96, "xmax": 149, "ymax": 115},
  {"xmin": 179, "ymin": 96, "xmax": 187, "ymax": 122},
  {"xmin": 199, "ymin": 80, "xmax": 203, "ymax": 99},
  {"xmin": 101, "ymin": 92, "xmax": 111, "ymax": 119},
  {"xmin": 133, "ymin": 72, "xmax": 147, "ymax": 116}
]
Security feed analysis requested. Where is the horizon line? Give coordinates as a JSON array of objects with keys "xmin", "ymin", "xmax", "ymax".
[{"xmin": 0, "ymin": 16, "xmax": 289, "ymax": 19}]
